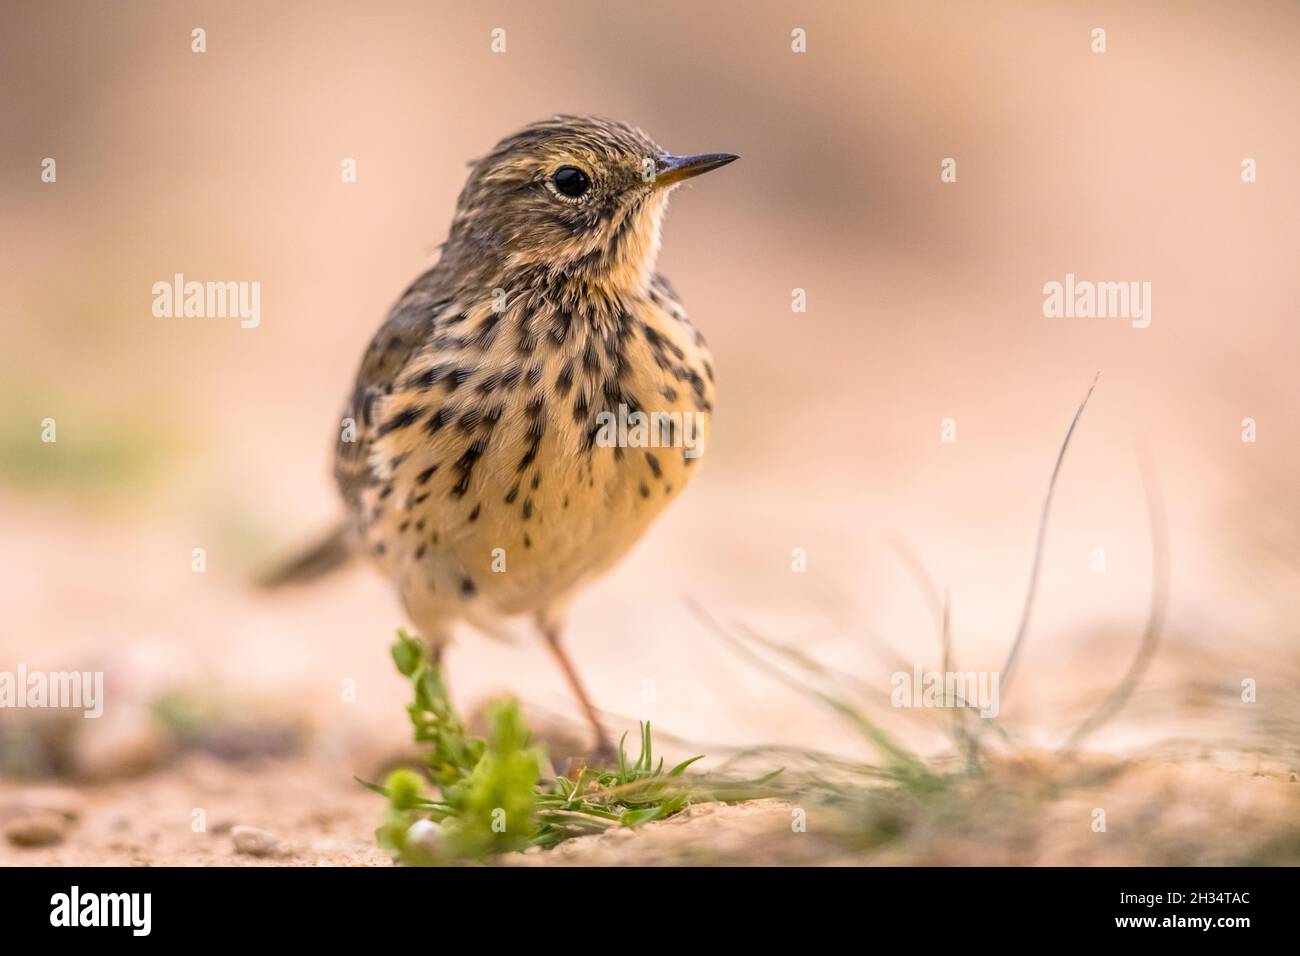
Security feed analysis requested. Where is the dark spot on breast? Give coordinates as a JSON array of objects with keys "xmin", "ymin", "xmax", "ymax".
[
  {"xmin": 377, "ymin": 406, "xmax": 424, "ymax": 436},
  {"xmin": 530, "ymin": 472, "xmax": 540, "ymax": 490},
  {"xmin": 416, "ymin": 518, "xmax": 426, "ymax": 533},
  {"xmin": 461, "ymin": 577, "xmax": 477, "ymax": 597},
  {"xmin": 425, "ymin": 407, "xmax": 453, "ymax": 434},
  {"xmin": 521, "ymin": 498, "xmax": 533, "ymax": 521},
  {"xmin": 458, "ymin": 408, "xmax": 481, "ymax": 432},
  {"xmin": 645, "ymin": 452, "xmax": 662, "ymax": 479},
  {"xmin": 639, "ymin": 482, "xmax": 651, "ymax": 498},
  {"xmin": 416, "ymin": 464, "xmax": 438, "ymax": 485},
  {"xmin": 504, "ymin": 481, "xmax": 520, "ymax": 504},
  {"xmin": 556, "ymin": 362, "xmax": 573, "ymax": 395},
  {"xmin": 405, "ymin": 364, "xmax": 450, "ymax": 391},
  {"xmin": 455, "ymin": 436, "xmax": 489, "ymax": 473},
  {"xmin": 415, "ymin": 543, "xmax": 427, "ymax": 559},
  {"xmin": 471, "ymin": 313, "xmax": 500, "ymax": 348},
  {"xmin": 517, "ymin": 437, "xmax": 541, "ymax": 472},
  {"xmin": 688, "ymin": 370, "xmax": 707, "ymax": 401},
  {"xmin": 550, "ymin": 309, "xmax": 573, "ymax": 345},
  {"xmin": 468, "ymin": 503, "xmax": 480, "ymax": 522},
  {"xmin": 523, "ymin": 533, "xmax": 532, "ymax": 549}
]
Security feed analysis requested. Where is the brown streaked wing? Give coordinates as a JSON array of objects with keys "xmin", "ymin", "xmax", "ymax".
[{"xmin": 333, "ymin": 269, "xmax": 453, "ymax": 512}]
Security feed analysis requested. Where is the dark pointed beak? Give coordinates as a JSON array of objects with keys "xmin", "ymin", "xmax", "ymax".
[{"xmin": 653, "ymin": 152, "xmax": 739, "ymax": 188}]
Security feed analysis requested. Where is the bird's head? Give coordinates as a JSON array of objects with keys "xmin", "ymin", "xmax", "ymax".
[{"xmin": 444, "ymin": 115, "xmax": 737, "ymax": 298}]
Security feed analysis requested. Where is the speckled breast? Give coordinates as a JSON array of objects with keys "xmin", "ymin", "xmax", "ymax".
[{"xmin": 358, "ymin": 287, "xmax": 714, "ymax": 626}]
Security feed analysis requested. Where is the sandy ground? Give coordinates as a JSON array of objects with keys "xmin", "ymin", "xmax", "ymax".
[
  {"xmin": 3, "ymin": 749, "xmax": 1297, "ymax": 867},
  {"xmin": 0, "ymin": 755, "xmax": 388, "ymax": 867}
]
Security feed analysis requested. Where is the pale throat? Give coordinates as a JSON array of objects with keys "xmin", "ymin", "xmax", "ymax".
[{"xmin": 575, "ymin": 198, "xmax": 669, "ymax": 301}]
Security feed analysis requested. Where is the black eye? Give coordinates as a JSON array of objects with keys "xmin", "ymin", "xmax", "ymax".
[{"xmin": 552, "ymin": 166, "xmax": 591, "ymax": 198}]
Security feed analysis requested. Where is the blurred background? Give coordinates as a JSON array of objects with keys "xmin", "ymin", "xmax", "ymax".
[{"xmin": 1, "ymin": 1, "xmax": 1297, "ymax": 863}]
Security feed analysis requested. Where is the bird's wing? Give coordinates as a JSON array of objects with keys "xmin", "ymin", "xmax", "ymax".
[{"xmin": 333, "ymin": 268, "xmax": 453, "ymax": 512}]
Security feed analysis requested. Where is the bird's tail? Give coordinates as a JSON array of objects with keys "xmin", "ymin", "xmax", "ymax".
[{"xmin": 256, "ymin": 521, "xmax": 356, "ymax": 589}]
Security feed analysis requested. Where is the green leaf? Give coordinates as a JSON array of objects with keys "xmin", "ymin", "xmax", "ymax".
[
  {"xmin": 391, "ymin": 631, "xmax": 423, "ymax": 677},
  {"xmin": 620, "ymin": 805, "xmax": 667, "ymax": 827},
  {"xmin": 668, "ymin": 755, "xmax": 706, "ymax": 776}
]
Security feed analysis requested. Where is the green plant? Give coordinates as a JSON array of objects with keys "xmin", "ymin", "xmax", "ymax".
[{"xmin": 367, "ymin": 630, "xmax": 771, "ymax": 865}]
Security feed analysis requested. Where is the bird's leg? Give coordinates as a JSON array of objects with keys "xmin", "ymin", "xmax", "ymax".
[
  {"xmin": 416, "ymin": 623, "xmax": 451, "ymax": 671},
  {"xmin": 538, "ymin": 622, "xmax": 616, "ymax": 763}
]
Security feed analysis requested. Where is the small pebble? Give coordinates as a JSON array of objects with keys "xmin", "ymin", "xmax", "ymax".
[
  {"xmin": 71, "ymin": 704, "xmax": 173, "ymax": 782},
  {"xmin": 4, "ymin": 810, "xmax": 69, "ymax": 848},
  {"xmin": 231, "ymin": 825, "xmax": 279, "ymax": 857}
]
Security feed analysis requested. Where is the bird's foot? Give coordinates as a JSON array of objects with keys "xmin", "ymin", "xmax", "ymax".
[{"xmin": 590, "ymin": 738, "xmax": 619, "ymax": 768}]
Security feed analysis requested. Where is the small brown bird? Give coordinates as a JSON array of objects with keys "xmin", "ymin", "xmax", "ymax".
[{"xmin": 269, "ymin": 116, "xmax": 736, "ymax": 755}]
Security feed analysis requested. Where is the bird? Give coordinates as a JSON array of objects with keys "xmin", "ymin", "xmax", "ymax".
[{"xmin": 264, "ymin": 116, "xmax": 737, "ymax": 757}]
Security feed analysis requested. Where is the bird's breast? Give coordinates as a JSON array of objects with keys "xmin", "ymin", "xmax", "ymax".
[{"xmin": 358, "ymin": 285, "xmax": 715, "ymax": 620}]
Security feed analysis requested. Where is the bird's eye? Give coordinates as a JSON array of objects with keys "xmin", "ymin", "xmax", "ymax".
[{"xmin": 552, "ymin": 166, "xmax": 591, "ymax": 198}]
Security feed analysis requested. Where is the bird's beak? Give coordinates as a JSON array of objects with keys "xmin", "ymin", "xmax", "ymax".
[{"xmin": 652, "ymin": 152, "xmax": 739, "ymax": 188}]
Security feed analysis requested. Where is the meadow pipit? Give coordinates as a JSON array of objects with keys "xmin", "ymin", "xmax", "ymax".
[{"xmin": 276, "ymin": 116, "xmax": 736, "ymax": 755}]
